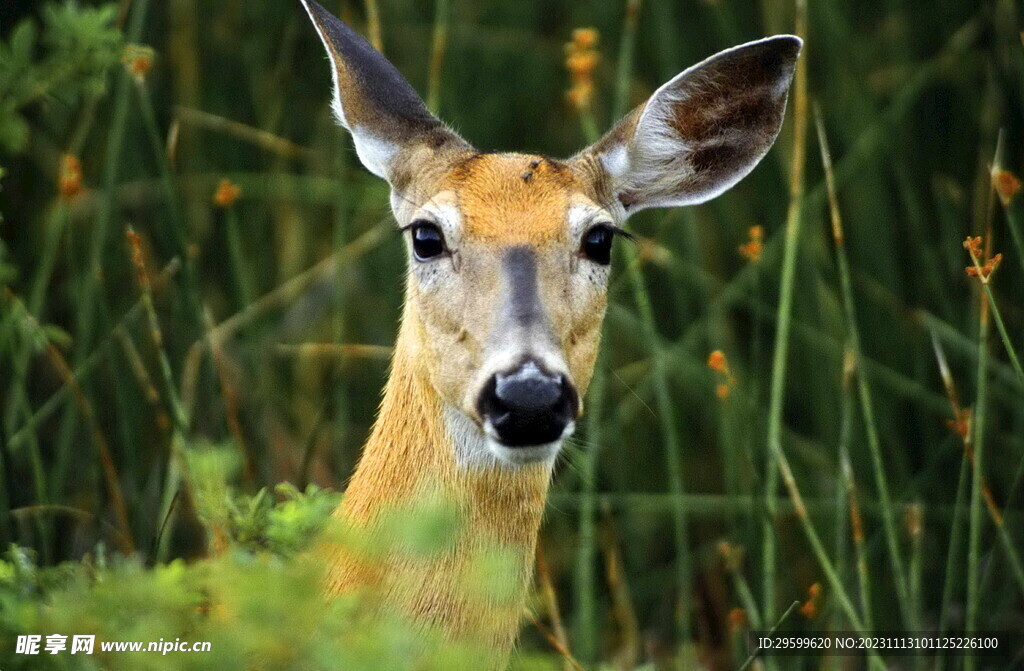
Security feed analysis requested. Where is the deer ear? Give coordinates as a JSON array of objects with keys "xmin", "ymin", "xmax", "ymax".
[
  {"xmin": 300, "ymin": 0, "xmax": 470, "ymax": 182},
  {"xmin": 578, "ymin": 35, "xmax": 802, "ymax": 214}
]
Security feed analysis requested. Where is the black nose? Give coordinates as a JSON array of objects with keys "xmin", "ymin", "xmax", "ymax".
[{"xmin": 478, "ymin": 360, "xmax": 578, "ymax": 447}]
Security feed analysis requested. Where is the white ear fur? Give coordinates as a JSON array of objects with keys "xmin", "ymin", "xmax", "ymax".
[
  {"xmin": 300, "ymin": 0, "xmax": 398, "ymax": 179},
  {"xmin": 592, "ymin": 35, "xmax": 802, "ymax": 213},
  {"xmin": 299, "ymin": 0, "xmax": 347, "ymax": 128},
  {"xmin": 348, "ymin": 131, "xmax": 399, "ymax": 180}
]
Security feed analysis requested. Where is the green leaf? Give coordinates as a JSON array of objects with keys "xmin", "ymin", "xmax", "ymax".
[{"xmin": 0, "ymin": 107, "xmax": 30, "ymax": 154}]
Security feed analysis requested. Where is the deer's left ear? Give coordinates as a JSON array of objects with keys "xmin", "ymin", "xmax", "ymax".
[
  {"xmin": 300, "ymin": 0, "xmax": 471, "ymax": 183},
  {"xmin": 576, "ymin": 35, "xmax": 802, "ymax": 214}
]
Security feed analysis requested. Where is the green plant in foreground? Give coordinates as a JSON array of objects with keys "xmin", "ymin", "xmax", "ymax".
[
  {"xmin": 0, "ymin": 480, "xmax": 542, "ymax": 671},
  {"xmin": 0, "ymin": 2, "xmax": 123, "ymax": 153}
]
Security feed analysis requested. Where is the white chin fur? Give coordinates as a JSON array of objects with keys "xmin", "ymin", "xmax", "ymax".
[
  {"xmin": 447, "ymin": 405, "xmax": 574, "ymax": 469},
  {"xmin": 486, "ymin": 439, "xmax": 563, "ymax": 466},
  {"xmin": 482, "ymin": 420, "xmax": 575, "ymax": 467}
]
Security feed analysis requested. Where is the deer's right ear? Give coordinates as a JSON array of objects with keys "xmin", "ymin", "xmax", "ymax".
[
  {"xmin": 576, "ymin": 35, "xmax": 801, "ymax": 215},
  {"xmin": 300, "ymin": 0, "xmax": 470, "ymax": 183}
]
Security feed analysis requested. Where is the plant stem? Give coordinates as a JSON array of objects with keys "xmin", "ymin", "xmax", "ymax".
[
  {"xmin": 964, "ymin": 292, "xmax": 989, "ymax": 671},
  {"xmin": 426, "ymin": 0, "xmax": 450, "ymax": 115},
  {"xmin": 815, "ymin": 107, "xmax": 913, "ymax": 627},
  {"xmin": 613, "ymin": 0, "xmax": 641, "ymax": 119},
  {"xmin": 574, "ymin": 359, "xmax": 606, "ymax": 665},
  {"xmin": 364, "ymin": 0, "xmax": 383, "ymax": 52},
  {"xmin": 964, "ymin": 177, "xmax": 997, "ymax": 671},
  {"xmin": 763, "ymin": 0, "xmax": 808, "ymax": 625},
  {"xmin": 224, "ymin": 206, "xmax": 256, "ymax": 308}
]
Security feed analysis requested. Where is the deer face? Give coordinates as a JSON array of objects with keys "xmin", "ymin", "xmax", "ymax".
[
  {"xmin": 301, "ymin": 0, "xmax": 800, "ymax": 467},
  {"xmin": 392, "ymin": 153, "xmax": 614, "ymax": 464}
]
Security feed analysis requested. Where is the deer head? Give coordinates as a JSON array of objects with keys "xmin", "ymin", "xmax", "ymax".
[{"xmin": 300, "ymin": 0, "xmax": 800, "ymax": 469}]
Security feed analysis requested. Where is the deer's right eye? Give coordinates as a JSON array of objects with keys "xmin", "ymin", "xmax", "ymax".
[
  {"xmin": 580, "ymin": 224, "xmax": 615, "ymax": 265},
  {"xmin": 408, "ymin": 221, "xmax": 446, "ymax": 261}
]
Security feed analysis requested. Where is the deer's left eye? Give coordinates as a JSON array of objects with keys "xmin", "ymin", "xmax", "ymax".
[
  {"xmin": 580, "ymin": 224, "xmax": 615, "ymax": 265},
  {"xmin": 408, "ymin": 221, "xmax": 447, "ymax": 261}
]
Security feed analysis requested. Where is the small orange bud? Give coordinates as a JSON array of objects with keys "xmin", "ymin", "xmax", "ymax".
[
  {"xmin": 125, "ymin": 229, "xmax": 148, "ymax": 289},
  {"xmin": 122, "ymin": 44, "xmax": 155, "ymax": 82},
  {"xmin": 728, "ymin": 608, "xmax": 747, "ymax": 632},
  {"xmin": 799, "ymin": 582, "xmax": 822, "ymax": 619},
  {"xmin": 566, "ymin": 52, "xmax": 599, "ymax": 75},
  {"xmin": 739, "ymin": 225, "xmax": 764, "ymax": 262},
  {"xmin": 564, "ymin": 27, "xmax": 600, "ymax": 112},
  {"xmin": 213, "ymin": 179, "xmax": 241, "ymax": 208},
  {"xmin": 738, "ymin": 241, "xmax": 762, "ymax": 262},
  {"xmin": 716, "ymin": 383, "xmax": 731, "ymax": 400},
  {"xmin": 716, "ymin": 540, "xmax": 743, "ymax": 571},
  {"xmin": 58, "ymin": 155, "xmax": 83, "ymax": 200},
  {"xmin": 946, "ymin": 408, "xmax": 971, "ymax": 439},
  {"xmin": 992, "ymin": 167, "xmax": 1021, "ymax": 207},
  {"xmin": 708, "ymin": 350, "xmax": 728, "ymax": 373},
  {"xmin": 963, "ymin": 237, "xmax": 1002, "ymax": 282},
  {"xmin": 572, "ymin": 28, "xmax": 599, "ymax": 50},
  {"xmin": 962, "ymin": 236, "xmax": 983, "ymax": 258}
]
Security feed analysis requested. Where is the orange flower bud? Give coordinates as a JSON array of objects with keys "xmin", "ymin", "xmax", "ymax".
[
  {"xmin": 799, "ymin": 583, "xmax": 822, "ymax": 619},
  {"xmin": 992, "ymin": 167, "xmax": 1021, "ymax": 207},
  {"xmin": 122, "ymin": 44, "xmax": 155, "ymax": 82},
  {"xmin": 728, "ymin": 608, "xmax": 747, "ymax": 632},
  {"xmin": 963, "ymin": 237, "xmax": 1002, "ymax": 282},
  {"xmin": 58, "ymin": 155, "xmax": 84, "ymax": 201},
  {"xmin": 707, "ymin": 350, "xmax": 727, "ymax": 373},
  {"xmin": 738, "ymin": 225, "xmax": 764, "ymax": 262},
  {"xmin": 213, "ymin": 179, "xmax": 241, "ymax": 208},
  {"xmin": 946, "ymin": 408, "xmax": 971, "ymax": 439},
  {"xmin": 572, "ymin": 28, "xmax": 599, "ymax": 50}
]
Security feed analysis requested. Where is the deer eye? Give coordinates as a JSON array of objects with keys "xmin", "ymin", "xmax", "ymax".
[
  {"xmin": 408, "ymin": 221, "xmax": 446, "ymax": 261},
  {"xmin": 580, "ymin": 224, "xmax": 615, "ymax": 265}
]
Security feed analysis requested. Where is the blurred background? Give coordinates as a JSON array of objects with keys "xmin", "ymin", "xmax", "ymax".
[{"xmin": 1, "ymin": 0, "xmax": 1023, "ymax": 668}]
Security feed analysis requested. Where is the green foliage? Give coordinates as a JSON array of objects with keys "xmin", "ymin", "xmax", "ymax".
[
  {"xmin": 0, "ymin": 2, "xmax": 123, "ymax": 152},
  {"xmin": 0, "ymin": 291, "xmax": 72, "ymax": 359},
  {"xmin": 0, "ymin": 486, "xmax": 511, "ymax": 670},
  {"xmin": 186, "ymin": 441, "xmax": 342, "ymax": 556}
]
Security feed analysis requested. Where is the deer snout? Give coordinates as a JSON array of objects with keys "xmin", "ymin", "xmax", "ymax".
[{"xmin": 477, "ymin": 359, "xmax": 578, "ymax": 448}]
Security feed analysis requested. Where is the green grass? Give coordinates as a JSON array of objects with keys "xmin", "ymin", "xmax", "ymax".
[{"xmin": 2, "ymin": 0, "xmax": 1024, "ymax": 668}]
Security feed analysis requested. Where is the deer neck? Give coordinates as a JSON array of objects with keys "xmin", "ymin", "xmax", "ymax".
[{"xmin": 325, "ymin": 305, "xmax": 554, "ymax": 655}]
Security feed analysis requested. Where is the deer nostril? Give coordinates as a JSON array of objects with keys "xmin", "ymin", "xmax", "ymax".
[
  {"xmin": 478, "ymin": 360, "xmax": 578, "ymax": 447},
  {"xmin": 495, "ymin": 362, "xmax": 563, "ymax": 412}
]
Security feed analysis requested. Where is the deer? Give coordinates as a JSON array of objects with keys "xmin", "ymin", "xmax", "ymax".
[{"xmin": 299, "ymin": 0, "xmax": 800, "ymax": 665}]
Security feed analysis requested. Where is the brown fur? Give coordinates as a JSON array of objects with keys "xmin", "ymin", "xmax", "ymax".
[
  {"xmin": 323, "ymin": 289, "xmax": 552, "ymax": 668},
  {"xmin": 445, "ymin": 154, "xmax": 579, "ymax": 243}
]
